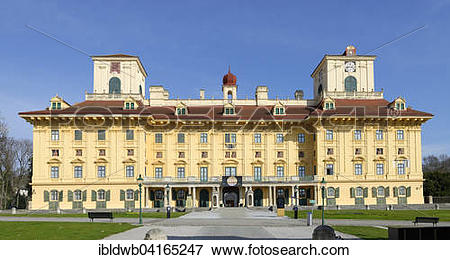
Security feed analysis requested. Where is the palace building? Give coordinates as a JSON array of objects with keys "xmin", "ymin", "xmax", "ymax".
[{"xmin": 19, "ymin": 46, "xmax": 433, "ymax": 210}]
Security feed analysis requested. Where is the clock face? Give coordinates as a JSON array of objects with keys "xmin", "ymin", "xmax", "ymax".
[{"xmin": 345, "ymin": 61, "xmax": 356, "ymax": 72}]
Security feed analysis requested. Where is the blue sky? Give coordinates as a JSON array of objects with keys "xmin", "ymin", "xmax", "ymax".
[{"xmin": 0, "ymin": 0, "xmax": 449, "ymax": 155}]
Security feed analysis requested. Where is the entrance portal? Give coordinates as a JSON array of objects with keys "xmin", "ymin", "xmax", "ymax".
[{"xmin": 223, "ymin": 187, "xmax": 239, "ymax": 207}]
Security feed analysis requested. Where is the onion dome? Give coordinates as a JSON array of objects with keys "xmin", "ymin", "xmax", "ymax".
[{"xmin": 222, "ymin": 67, "xmax": 237, "ymax": 85}]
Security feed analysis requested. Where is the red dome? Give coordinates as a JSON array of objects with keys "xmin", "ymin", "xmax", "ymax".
[{"xmin": 222, "ymin": 67, "xmax": 237, "ymax": 85}]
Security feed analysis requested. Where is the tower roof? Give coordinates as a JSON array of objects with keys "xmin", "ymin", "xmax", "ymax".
[{"xmin": 222, "ymin": 67, "xmax": 237, "ymax": 85}]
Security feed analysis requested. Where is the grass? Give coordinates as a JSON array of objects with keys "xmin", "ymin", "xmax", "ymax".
[
  {"xmin": 333, "ymin": 226, "xmax": 388, "ymax": 240},
  {"xmin": 0, "ymin": 211, "xmax": 187, "ymax": 218},
  {"xmin": 285, "ymin": 209, "xmax": 450, "ymax": 221},
  {"xmin": 0, "ymin": 221, "xmax": 137, "ymax": 240}
]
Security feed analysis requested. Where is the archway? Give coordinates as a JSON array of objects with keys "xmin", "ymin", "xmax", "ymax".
[
  {"xmin": 109, "ymin": 77, "xmax": 121, "ymax": 94},
  {"xmin": 254, "ymin": 189, "xmax": 263, "ymax": 206},
  {"xmin": 223, "ymin": 190, "xmax": 238, "ymax": 207},
  {"xmin": 199, "ymin": 189, "xmax": 209, "ymax": 207}
]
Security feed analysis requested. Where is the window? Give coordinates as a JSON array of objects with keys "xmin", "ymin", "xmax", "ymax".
[
  {"xmin": 127, "ymin": 149, "xmax": 134, "ymax": 156},
  {"xmin": 178, "ymin": 152, "xmax": 185, "ymax": 158},
  {"xmin": 97, "ymin": 166, "xmax": 106, "ymax": 178},
  {"xmin": 377, "ymin": 187, "xmax": 385, "ymax": 197},
  {"xmin": 344, "ymin": 76, "xmax": 357, "ymax": 92},
  {"xmin": 51, "ymin": 190, "xmax": 58, "ymax": 201},
  {"xmin": 155, "ymin": 190, "xmax": 163, "ymax": 200},
  {"xmin": 74, "ymin": 130, "xmax": 82, "ymax": 141},
  {"xmin": 200, "ymin": 167, "xmax": 208, "ymax": 182},
  {"xmin": 177, "ymin": 167, "xmax": 185, "ymax": 178},
  {"xmin": 225, "ymin": 152, "xmax": 230, "ymax": 158},
  {"xmin": 155, "ymin": 167, "xmax": 163, "ymax": 178},
  {"xmin": 355, "ymin": 164, "xmax": 362, "ymax": 175},
  {"xmin": 298, "ymin": 166, "xmax": 305, "ymax": 177},
  {"xmin": 178, "ymin": 133, "xmax": 185, "ymax": 143},
  {"xmin": 397, "ymin": 130, "xmax": 404, "ymax": 140},
  {"xmin": 355, "ymin": 187, "xmax": 363, "ymax": 197},
  {"xmin": 354, "ymin": 130, "xmax": 361, "ymax": 140},
  {"xmin": 224, "ymin": 133, "xmax": 236, "ymax": 143},
  {"xmin": 99, "ymin": 149, "xmax": 106, "ymax": 156},
  {"xmin": 255, "ymin": 151, "xmax": 261, "ymax": 158},
  {"xmin": 74, "ymin": 190, "xmax": 82, "ymax": 201},
  {"xmin": 51, "ymin": 130, "xmax": 59, "ymax": 141},
  {"xmin": 177, "ymin": 107, "xmax": 186, "ymax": 115},
  {"xmin": 125, "ymin": 102, "xmax": 135, "ymax": 110},
  {"xmin": 326, "ymin": 130, "xmax": 333, "ymax": 140},
  {"xmin": 355, "ymin": 148, "xmax": 361, "ymax": 155},
  {"xmin": 51, "ymin": 166, "xmax": 59, "ymax": 178},
  {"xmin": 327, "ymin": 148, "xmax": 333, "ymax": 155},
  {"xmin": 276, "ymin": 133, "xmax": 284, "ymax": 143},
  {"xmin": 109, "ymin": 77, "xmax": 121, "ymax": 94},
  {"xmin": 277, "ymin": 151, "xmax": 284, "ymax": 158},
  {"xmin": 52, "ymin": 149, "xmax": 59, "ymax": 157},
  {"xmin": 225, "ymin": 167, "xmax": 237, "ymax": 176},
  {"xmin": 74, "ymin": 166, "xmax": 82, "ymax": 178},
  {"xmin": 155, "ymin": 133, "xmax": 163, "ymax": 143},
  {"xmin": 274, "ymin": 107, "xmax": 285, "ymax": 115},
  {"xmin": 397, "ymin": 162, "xmax": 405, "ymax": 175},
  {"xmin": 254, "ymin": 167, "xmax": 262, "ymax": 181},
  {"xmin": 201, "ymin": 152, "xmax": 208, "ymax": 158},
  {"xmin": 126, "ymin": 189, "xmax": 134, "ymax": 200},
  {"xmin": 156, "ymin": 152, "xmax": 163, "ymax": 158},
  {"xmin": 376, "ymin": 163, "xmax": 384, "ymax": 175},
  {"xmin": 276, "ymin": 166, "xmax": 284, "ymax": 177},
  {"xmin": 398, "ymin": 186, "xmax": 406, "ymax": 196},
  {"xmin": 325, "ymin": 102, "xmax": 334, "ymax": 110},
  {"xmin": 298, "ymin": 133, "xmax": 305, "ymax": 143},
  {"xmin": 98, "ymin": 130, "xmax": 106, "ymax": 141},
  {"xmin": 76, "ymin": 149, "xmax": 82, "ymax": 156},
  {"xmin": 376, "ymin": 148, "xmax": 383, "ymax": 155},
  {"xmin": 126, "ymin": 130, "xmax": 134, "ymax": 140},
  {"xmin": 376, "ymin": 130, "xmax": 383, "ymax": 140},
  {"xmin": 326, "ymin": 164, "xmax": 334, "ymax": 175},
  {"xmin": 327, "ymin": 187, "xmax": 335, "ymax": 197},
  {"xmin": 254, "ymin": 133, "xmax": 261, "ymax": 144},
  {"xmin": 126, "ymin": 165, "xmax": 134, "ymax": 177},
  {"xmin": 200, "ymin": 133, "xmax": 208, "ymax": 143},
  {"xmin": 231, "ymin": 152, "xmax": 236, "ymax": 158},
  {"xmin": 398, "ymin": 148, "xmax": 404, "ymax": 155},
  {"xmin": 298, "ymin": 151, "xmax": 304, "ymax": 158},
  {"xmin": 224, "ymin": 107, "xmax": 234, "ymax": 115}
]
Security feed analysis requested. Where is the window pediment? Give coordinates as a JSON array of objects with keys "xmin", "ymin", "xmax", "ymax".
[
  {"xmin": 70, "ymin": 158, "xmax": 85, "ymax": 164},
  {"xmin": 47, "ymin": 158, "xmax": 62, "ymax": 164},
  {"xmin": 95, "ymin": 158, "xmax": 108, "ymax": 164},
  {"xmin": 122, "ymin": 158, "xmax": 136, "ymax": 164},
  {"xmin": 222, "ymin": 159, "xmax": 239, "ymax": 165}
]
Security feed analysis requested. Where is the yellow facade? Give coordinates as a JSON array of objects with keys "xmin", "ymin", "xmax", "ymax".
[{"xmin": 20, "ymin": 47, "xmax": 432, "ymax": 211}]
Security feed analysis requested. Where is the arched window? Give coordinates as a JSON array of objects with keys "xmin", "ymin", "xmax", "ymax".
[
  {"xmin": 345, "ymin": 76, "xmax": 357, "ymax": 92},
  {"xmin": 177, "ymin": 190, "xmax": 186, "ymax": 200},
  {"xmin": 377, "ymin": 187, "xmax": 385, "ymax": 197},
  {"xmin": 139, "ymin": 85, "xmax": 142, "ymax": 95},
  {"xmin": 74, "ymin": 190, "xmax": 82, "ymax": 201},
  {"xmin": 227, "ymin": 91, "xmax": 233, "ymax": 101},
  {"xmin": 109, "ymin": 77, "xmax": 121, "ymax": 94},
  {"xmin": 98, "ymin": 189, "xmax": 105, "ymax": 200}
]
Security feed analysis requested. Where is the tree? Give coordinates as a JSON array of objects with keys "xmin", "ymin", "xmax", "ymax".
[{"xmin": 423, "ymin": 155, "xmax": 450, "ymax": 197}]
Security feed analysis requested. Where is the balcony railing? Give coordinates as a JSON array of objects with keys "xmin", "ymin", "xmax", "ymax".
[{"xmin": 143, "ymin": 175, "xmax": 316, "ymax": 184}]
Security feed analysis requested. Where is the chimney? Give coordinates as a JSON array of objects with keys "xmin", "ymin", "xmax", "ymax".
[
  {"xmin": 294, "ymin": 90, "xmax": 304, "ymax": 100},
  {"xmin": 200, "ymin": 89, "xmax": 205, "ymax": 99},
  {"xmin": 255, "ymin": 86, "xmax": 268, "ymax": 105}
]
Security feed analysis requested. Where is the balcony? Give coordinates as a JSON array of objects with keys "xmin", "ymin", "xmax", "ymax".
[{"xmin": 143, "ymin": 175, "xmax": 316, "ymax": 185}]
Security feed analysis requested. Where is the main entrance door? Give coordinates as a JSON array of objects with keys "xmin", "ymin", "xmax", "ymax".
[{"xmin": 223, "ymin": 187, "xmax": 239, "ymax": 207}]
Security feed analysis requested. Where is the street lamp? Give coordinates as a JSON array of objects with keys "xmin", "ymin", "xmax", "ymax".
[
  {"xmin": 320, "ymin": 177, "xmax": 326, "ymax": 226},
  {"xmin": 294, "ymin": 185, "xmax": 298, "ymax": 206},
  {"xmin": 165, "ymin": 184, "xmax": 171, "ymax": 218},
  {"xmin": 137, "ymin": 174, "xmax": 144, "ymax": 225}
]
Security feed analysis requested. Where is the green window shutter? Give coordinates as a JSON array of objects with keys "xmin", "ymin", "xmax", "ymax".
[
  {"xmin": 393, "ymin": 187, "xmax": 398, "ymax": 197},
  {"xmin": 350, "ymin": 188, "xmax": 355, "ymax": 198},
  {"xmin": 385, "ymin": 187, "xmax": 390, "ymax": 197},
  {"xmin": 120, "ymin": 190, "xmax": 125, "ymax": 201},
  {"xmin": 363, "ymin": 188, "xmax": 368, "ymax": 198},
  {"xmin": 335, "ymin": 187, "xmax": 340, "ymax": 198},
  {"xmin": 150, "ymin": 190, "xmax": 155, "ymax": 200},
  {"xmin": 135, "ymin": 190, "xmax": 139, "ymax": 201},
  {"xmin": 406, "ymin": 187, "xmax": 411, "ymax": 197},
  {"xmin": 91, "ymin": 190, "xmax": 97, "ymax": 201},
  {"xmin": 82, "ymin": 190, "xmax": 87, "ymax": 201},
  {"xmin": 372, "ymin": 187, "xmax": 377, "ymax": 198},
  {"xmin": 68, "ymin": 190, "xmax": 73, "ymax": 202},
  {"xmin": 106, "ymin": 190, "xmax": 111, "ymax": 201},
  {"xmin": 44, "ymin": 191, "xmax": 49, "ymax": 202},
  {"xmin": 59, "ymin": 191, "xmax": 64, "ymax": 202}
]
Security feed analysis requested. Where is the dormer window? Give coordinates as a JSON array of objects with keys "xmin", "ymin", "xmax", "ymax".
[
  {"xmin": 223, "ymin": 103, "xmax": 235, "ymax": 115},
  {"xmin": 123, "ymin": 98, "xmax": 137, "ymax": 110},
  {"xmin": 390, "ymin": 97, "xmax": 406, "ymax": 111},
  {"xmin": 176, "ymin": 107, "xmax": 187, "ymax": 115},
  {"xmin": 273, "ymin": 102, "xmax": 286, "ymax": 115},
  {"xmin": 51, "ymin": 102, "xmax": 61, "ymax": 110},
  {"xmin": 49, "ymin": 96, "xmax": 69, "ymax": 110},
  {"xmin": 125, "ymin": 102, "xmax": 135, "ymax": 110},
  {"xmin": 322, "ymin": 97, "xmax": 335, "ymax": 111}
]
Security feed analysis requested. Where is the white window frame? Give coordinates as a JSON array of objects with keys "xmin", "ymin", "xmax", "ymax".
[
  {"xmin": 97, "ymin": 166, "xmax": 106, "ymax": 178},
  {"xmin": 276, "ymin": 166, "xmax": 284, "ymax": 177},
  {"xmin": 51, "ymin": 130, "xmax": 59, "ymax": 141},
  {"xmin": 326, "ymin": 164, "xmax": 334, "ymax": 175},
  {"xmin": 298, "ymin": 133, "xmax": 305, "ymax": 143},
  {"xmin": 126, "ymin": 129, "xmax": 134, "ymax": 140},
  {"xmin": 200, "ymin": 133, "xmax": 208, "ymax": 143},
  {"xmin": 200, "ymin": 167, "xmax": 208, "ymax": 182},
  {"xmin": 397, "ymin": 163, "xmax": 405, "ymax": 175},
  {"xmin": 326, "ymin": 130, "xmax": 333, "ymax": 140},
  {"xmin": 354, "ymin": 163, "xmax": 362, "ymax": 175},
  {"xmin": 155, "ymin": 167, "xmax": 163, "ymax": 178},
  {"xmin": 50, "ymin": 166, "xmax": 59, "ymax": 178},
  {"xmin": 177, "ymin": 167, "xmax": 185, "ymax": 178},
  {"xmin": 376, "ymin": 163, "xmax": 384, "ymax": 175},
  {"xmin": 126, "ymin": 165, "xmax": 134, "ymax": 177},
  {"xmin": 254, "ymin": 166, "xmax": 262, "ymax": 181},
  {"xmin": 74, "ymin": 166, "xmax": 83, "ymax": 178},
  {"xmin": 225, "ymin": 167, "xmax": 237, "ymax": 176},
  {"xmin": 298, "ymin": 166, "xmax": 305, "ymax": 177},
  {"xmin": 155, "ymin": 133, "xmax": 163, "ymax": 143},
  {"xmin": 276, "ymin": 133, "xmax": 284, "ymax": 143},
  {"xmin": 254, "ymin": 133, "xmax": 262, "ymax": 144},
  {"xmin": 354, "ymin": 130, "xmax": 362, "ymax": 140},
  {"xmin": 376, "ymin": 130, "xmax": 383, "ymax": 140},
  {"xmin": 397, "ymin": 130, "xmax": 404, "ymax": 140}
]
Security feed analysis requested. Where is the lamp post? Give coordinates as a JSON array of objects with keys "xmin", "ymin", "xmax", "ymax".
[
  {"xmin": 165, "ymin": 184, "xmax": 171, "ymax": 218},
  {"xmin": 137, "ymin": 174, "xmax": 144, "ymax": 225},
  {"xmin": 320, "ymin": 177, "xmax": 326, "ymax": 226},
  {"xmin": 294, "ymin": 185, "xmax": 298, "ymax": 206}
]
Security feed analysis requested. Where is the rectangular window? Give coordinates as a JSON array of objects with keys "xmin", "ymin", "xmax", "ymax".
[
  {"xmin": 74, "ymin": 166, "xmax": 83, "ymax": 178},
  {"xmin": 51, "ymin": 130, "xmax": 59, "ymax": 141},
  {"xmin": 126, "ymin": 165, "xmax": 134, "ymax": 177},
  {"xmin": 98, "ymin": 130, "xmax": 106, "ymax": 141},
  {"xmin": 255, "ymin": 151, "xmax": 261, "ymax": 158},
  {"xmin": 354, "ymin": 130, "xmax": 361, "ymax": 140},
  {"xmin": 156, "ymin": 152, "xmax": 163, "ymax": 158},
  {"xmin": 224, "ymin": 107, "xmax": 234, "ymax": 115},
  {"xmin": 277, "ymin": 151, "xmax": 284, "ymax": 158},
  {"xmin": 75, "ymin": 149, "xmax": 82, "ymax": 156},
  {"xmin": 231, "ymin": 151, "xmax": 236, "ymax": 158},
  {"xmin": 200, "ymin": 167, "xmax": 208, "ymax": 182},
  {"xmin": 276, "ymin": 166, "xmax": 284, "ymax": 177},
  {"xmin": 376, "ymin": 130, "xmax": 383, "ymax": 140},
  {"xmin": 298, "ymin": 166, "xmax": 305, "ymax": 177},
  {"xmin": 398, "ymin": 148, "xmax": 404, "ymax": 155},
  {"xmin": 97, "ymin": 166, "xmax": 106, "ymax": 178},
  {"xmin": 74, "ymin": 130, "xmax": 82, "ymax": 141},
  {"xmin": 376, "ymin": 163, "xmax": 384, "ymax": 175},
  {"xmin": 298, "ymin": 151, "xmax": 304, "ymax": 158},
  {"xmin": 327, "ymin": 148, "xmax": 334, "ymax": 155},
  {"xmin": 201, "ymin": 152, "xmax": 208, "ymax": 158},
  {"xmin": 397, "ymin": 130, "xmax": 404, "ymax": 140},
  {"xmin": 326, "ymin": 164, "xmax": 334, "ymax": 175},
  {"xmin": 52, "ymin": 149, "xmax": 59, "ymax": 157},
  {"xmin": 225, "ymin": 167, "xmax": 237, "ymax": 176},
  {"xmin": 224, "ymin": 133, "xmax": 236, "ymax": 143},
  {"xmin": 326, "ymin": 130, "xmax": 333, "ymax": 140},
  {"xmin": 254, "ymin": 133, "xmax": 261, "ymax": 144},
  {"xmin": 355, "ymin": 164, "xmax": 362, "ymax": 175},
  {"xmin": 177, "ymin": 167, "xmax": 185, "ymax": 178},
  {"xmin": 155, "ymin": 133, "xmax": 163, "ymax": 143},
  {"xmin": 376, "ymin": 148, "xmax": 383, "ymax": 155},
  {"xmin": 178, "ymin": 152, "xmax": 185, "ymax": 158},
  {"xmin": 99, "ymin": 149, "xmax": 106, "ymax": 156},
  {"xmin": 126, "ymin": 130, "xmax": 134, "ymax": 140},
  {"xmin": 51, "ymin": 190, "xmax": 58, "ymax": 201},
  {"xmin": 178, "ymin": 133, "xmax": 185, "ymax": 143},
  {"xmin": 254, "ymin": 167, "xmax": 262, "ymax": 181},
  {"xmin": 127, "ymin": 149, "xmax": 134, "ymax": 156},
  {"xmin": 298, "ymin": 133, "xmax": 305, "ymax": 143},
  {"xmin": 155, "ymin": 167, "xmax": 163, "ymax": 178},
  {"xmin": 200, "ymin": 133, "xmax": 208, "ymax": 143},
  {"xmin": 276, "ymin": 133, "xmax": 284, "ymax": 143},
  {"xmin": 355, "ymin": 148, "xmax": 361, "ymax": 155},
  {"xmin": 397, "ymin": 163, "xmax": 405, "ymax": 175},
  {"xmin": 50, "ymin": 166, "xmax": 59, "ymax": 178}
]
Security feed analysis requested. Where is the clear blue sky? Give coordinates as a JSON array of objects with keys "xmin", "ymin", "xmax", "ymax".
[{"xmin": 1, "ymin": 0, "xmax": 449, "ymax": 155}]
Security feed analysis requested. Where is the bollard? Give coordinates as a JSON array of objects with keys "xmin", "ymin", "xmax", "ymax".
[
  {"xmin": 293, "ymin": 206, "xmax": 298, "ymax": 219},
  {"xmin": 365, "ymin": 205, "xmax": 370, "ymax": 210},
  {"xmin": 166, "ymin": 206, "xmax": 171, "ymax": 218},
  {"xmin": 11, "ymin": 207, "xmax": 16, "ymax": 215},
  {"xmin": 306, "ymin": 212, "xmax": 313, "ymax": 226},
  {"xmin": 435, "ymin": 204, "xmax": 440, "ymax": 210}
]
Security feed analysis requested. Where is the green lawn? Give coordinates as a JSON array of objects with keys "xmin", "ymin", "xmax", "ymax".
[
  {"xmin": 0, "ymin": 211, "xmax": 187, "ymax": 218},
  {"xmin": 285, "ymin": 209, "xmax": 450, "ymax": 221},
  {"xmin": 0, "ymin": 221, "xmax": 137, "ymax": 240},
  {"xmin": 333, "ymin": 226, "xmax": 388, "ymax": 240}
]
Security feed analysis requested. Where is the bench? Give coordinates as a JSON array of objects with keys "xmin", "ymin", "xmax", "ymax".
[
  {"xmin": 413, "ymin": 217, "xmax": 439, "ymax": 226},
  {"xmin": 88, "ymin": 212, "xmax": 114, "ymax": 222}
]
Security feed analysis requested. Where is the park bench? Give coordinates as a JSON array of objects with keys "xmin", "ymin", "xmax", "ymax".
[
  {"xmin": 413, "ymin": 217, "xmax": 439, "ymax": 226},
  {"xmin": 88, "ymin": 212, "xmax": 114, "ymax": 222}
]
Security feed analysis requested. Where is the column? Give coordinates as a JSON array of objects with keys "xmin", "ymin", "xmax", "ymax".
[
  {"xmin": 269, "ymin": 185, "xmax": 273, "ymax": 206},
  {"xmin": 144, "ymin": 187, "xmax": 147, "ymax": 208},
  {"xmin": 291, "ymin": 185, "xmax": 295, "ymax": 206},
  {"xmin": 167, "ymin": 186, "xmax": 172, "ymax": 207},
  {"xmin": 192, "ymin": 187, "xmax": 196, "ymax": 208}
]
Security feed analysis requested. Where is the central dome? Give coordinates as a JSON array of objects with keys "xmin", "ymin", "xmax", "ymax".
[{"xmin": 222, "ymin": 68, "xmax": 237, "ymax": 85}]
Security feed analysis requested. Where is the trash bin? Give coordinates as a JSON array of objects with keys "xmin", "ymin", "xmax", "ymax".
[{"xmin": 306, "ymin": 212, "xmax": 313, "ymax": 226}]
